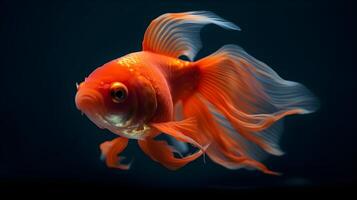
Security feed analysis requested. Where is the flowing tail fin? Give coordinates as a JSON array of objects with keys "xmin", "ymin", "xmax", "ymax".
[
  {"xmin": 182, "ymin": 45, "xmax": 318, "ymax": 173},
  {"xmin": 142, "ymin": 11, "xmax": 318, "ymax": 173}
]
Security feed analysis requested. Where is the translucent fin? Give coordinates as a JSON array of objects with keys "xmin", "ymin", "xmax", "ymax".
[
  {"xmin": 150, "ymin": 118, "xmax": 207, "ymax": 150},
  {"xmin": 198, "ymin": 44, "xmax": 319, "ymax": 114},
  {"xmin": 168, "ymin": 136, "xmax": 189, "ymax": 155},
  {"xmin": 205, "ymin": 98, "xmax": 284, "ymax": 161},
  {"xmin": 182, "ymin": 95, "xmax": 279, "ymax": 174},
  {"xmin": 99, "ymin": 137, "xmax": 131, "ymax": 170},
  {"xmin": 142, "ymin": 11, "xmax": 240, "ymax": 61},
  {"xmin": 138, "ymin": 138, "xmax": 203, "ymax": 170},
  {"xmin": 195, "ymin": 44, "xmax": 318, "ymax": 155}
]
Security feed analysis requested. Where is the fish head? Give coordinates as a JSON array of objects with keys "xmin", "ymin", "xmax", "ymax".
[{"xmin": 75, "ymin": 60, "xmax": 157, "ymax": 138}]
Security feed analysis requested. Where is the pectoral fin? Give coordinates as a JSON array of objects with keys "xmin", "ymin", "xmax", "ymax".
[
  {"xmin": 138, "ymin": 138, "xmax": 203, "ymax": 170},
  {"xmin": 150, "ymin": 118, "xmax": 208, "ymax": 150},
  {"xmin": 136, "ymin": 118, "xmax": 207, "ymax": 170},
  {"xmin": 100, "ymin": 137, "xmax": 131, "ymax": 170}
]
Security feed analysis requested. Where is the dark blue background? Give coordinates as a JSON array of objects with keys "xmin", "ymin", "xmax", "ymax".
[{"xmin": 0, "ymin": 0, "xmax": 355, "ymax": 192}]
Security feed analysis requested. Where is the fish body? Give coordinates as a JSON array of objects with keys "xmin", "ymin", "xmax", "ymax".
[
  {"xmin": 75, "ymin": 11, "xmax": 318, "ymax": 173},
  {"xmin": 78, "ymin": 51, "xmax": 197, "ymax": 139}
]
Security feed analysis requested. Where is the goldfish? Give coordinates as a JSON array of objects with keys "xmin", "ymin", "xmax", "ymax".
[{"xmin": 75, "ymin": 11, "xmax": 318, "ymax": 174}]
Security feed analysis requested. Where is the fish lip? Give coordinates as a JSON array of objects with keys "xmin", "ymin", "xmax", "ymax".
[
  {"xmin": 75, "ymin": 88, "xmax": 105, "ymax": 112},
  {"xmin": 75, "ymin": 88, "xmax": 108, "ymax": 128}
]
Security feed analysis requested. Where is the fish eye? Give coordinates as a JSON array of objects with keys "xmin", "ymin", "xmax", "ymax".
[{"xmin": 110, "ymin": 82, "xmax": 128, "ymax": 103}]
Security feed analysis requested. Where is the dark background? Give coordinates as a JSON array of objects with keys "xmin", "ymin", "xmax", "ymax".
[{"xmin": 0, "ymin": 0, "xmax": 356, "ymax": 193}]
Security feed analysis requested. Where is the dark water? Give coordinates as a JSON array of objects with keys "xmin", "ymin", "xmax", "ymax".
[{"xmin": 0, "ymin": 0, "xmax": 355, "ymax": 193}]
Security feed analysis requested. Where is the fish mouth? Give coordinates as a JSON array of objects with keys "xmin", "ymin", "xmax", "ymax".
[
  {"xmin": 75, "ymin": 88, "xmax": 107, "ymax": 129},
  {"xmin": 75, "ymin": 88, "xmax": 136, "ymax": 132}
]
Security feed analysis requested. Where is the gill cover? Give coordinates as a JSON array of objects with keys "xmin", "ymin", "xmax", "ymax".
[{"xmin": 133, "ymin": 75, "xmax": 158, "ymax": 124}]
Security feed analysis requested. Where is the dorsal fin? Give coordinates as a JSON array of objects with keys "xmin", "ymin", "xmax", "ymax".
[{"xmin": 142, "ymin": 11, "xmax": 240, "ymax": 61}]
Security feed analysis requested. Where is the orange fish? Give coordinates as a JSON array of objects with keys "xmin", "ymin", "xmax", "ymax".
[{"xmin": 75, "ymin": 11, "xmax": 318, "ymax": 174}]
